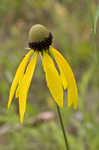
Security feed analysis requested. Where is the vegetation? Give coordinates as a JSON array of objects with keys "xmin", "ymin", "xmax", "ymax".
[{"xmin": 0, "ymin": 0, "xmax": 99, "ymax": 150}]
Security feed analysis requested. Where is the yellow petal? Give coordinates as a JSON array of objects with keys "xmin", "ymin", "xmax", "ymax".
[
  {"xmin": 50, "ymin": 46, "xmax": 78, "ymax": 109},
  {"xmin": 16, "ymin": 78, "xmax": 23, "ymax": 98},
  {"xmin": 8, "ymin": 50, "xmax": 34, "ymax": 108},
  {"xmin": 60, "ymin": 69, "xmax": 68, "ymax": 90},
  {"xmin": 41, "ymin": 51, "xmax": 63, "ymax": 108},
  {"xmin": 16, "ymin": 86, "xmax": 19, "ymax": 98},
  {"xmin": 19, "ymin": 51, "xmax": 38, "ymax": 123}
]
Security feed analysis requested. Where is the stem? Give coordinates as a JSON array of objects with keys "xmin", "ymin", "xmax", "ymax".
[{"xmin": 56, "ymin": 104, "xmax": 70, "ymax": 150}]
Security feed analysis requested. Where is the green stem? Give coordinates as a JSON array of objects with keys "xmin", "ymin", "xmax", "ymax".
[{"xmin": 56, "ymin": 104, "xmax": 70, "ymax": 150}]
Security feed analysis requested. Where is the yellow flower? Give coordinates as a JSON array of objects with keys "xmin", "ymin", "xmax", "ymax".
[{"xmin": 8, "ymin": 24, "xmax": 78, "ymax": 123}]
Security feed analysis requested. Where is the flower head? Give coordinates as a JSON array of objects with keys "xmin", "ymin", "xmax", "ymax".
[{"xmin": 8, "ymin": 24, "xmax": 78, "ymax": 123}]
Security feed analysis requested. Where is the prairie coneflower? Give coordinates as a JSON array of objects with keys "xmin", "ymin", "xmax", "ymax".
[{"xmin": 8, "ymin": 24, "xmax": 78, "ymax": 123}]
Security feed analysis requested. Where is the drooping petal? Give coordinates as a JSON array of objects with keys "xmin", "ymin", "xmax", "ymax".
[
  {"xmin": 15, "ymin": 85, "xmax": 20, "ymax": 98},
  {"xmin": 60, "ymin": 69, "xmax": 68, "ymax": 90},
  {"xmin": 50, "ymin": 46, "xmax": 78, "ymax": 109},
  {"xmin": 19, "ymin": 51, "xmax": 38, "ymax": 123},
  {"xmin": 8, "ymin": 50, "xmax": 34, "ymax": 108},
  {"xmin": 16, "ymin": 77, "xmax": 23, "ymax": 98},
  {"xmin": 41, "ymin": 51, "xmax": 63, "ymax": 108}
]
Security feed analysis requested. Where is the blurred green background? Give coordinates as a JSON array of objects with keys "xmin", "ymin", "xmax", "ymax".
[{"xmin": 0, "ymin": 0, "xmax": 99, "ymax": 150}]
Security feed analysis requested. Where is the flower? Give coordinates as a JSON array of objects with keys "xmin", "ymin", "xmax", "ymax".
[{"xmin": 8, "ymin": 24, "xmax": 78, "ymax": 123}]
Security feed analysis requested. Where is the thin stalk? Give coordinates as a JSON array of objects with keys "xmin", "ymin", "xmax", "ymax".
[{"xmin": 56, "ymin": 104, "xmax": 70, "ymax": 150}]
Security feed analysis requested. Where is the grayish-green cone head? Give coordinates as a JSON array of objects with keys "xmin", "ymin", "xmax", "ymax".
[{"xmin": 29, "ymin": 24, "xmax": 49, "ymax": 43}]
